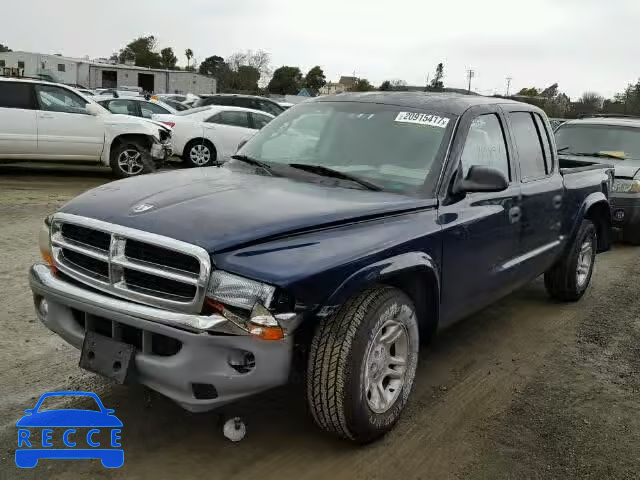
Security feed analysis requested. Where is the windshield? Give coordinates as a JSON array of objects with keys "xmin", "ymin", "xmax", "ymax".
[
  {"xmin": 555, "ymin": 124, "xmax": 640, "ymax": 160},
  {"xmin": 237, "ymin": 102, "xmax": 454, "ymax": 194}
]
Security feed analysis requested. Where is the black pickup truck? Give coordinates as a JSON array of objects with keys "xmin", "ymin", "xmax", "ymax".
[{"xmin": 31, "ymin": 93, "xmax": 613, "ymax": 443}]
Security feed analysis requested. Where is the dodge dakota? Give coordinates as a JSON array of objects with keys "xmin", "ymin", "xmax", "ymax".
[{"xmin": 30, "ymin": 93, "xmax": 613, "ymax": 443}]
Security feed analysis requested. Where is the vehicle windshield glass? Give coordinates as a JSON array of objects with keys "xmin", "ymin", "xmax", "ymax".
[
  {"xmin": 555, "ymin": 124, "xmax": 640, "ymax": 160},
  {"xmin": 237, "ymin": 102, "xmax": 454, "ymax": 194},
  {"xmin": 36, "ymin": 395, "xmax": 101, "ymax": 412},
  {"xmin": 175, "ymin": 106, "xmax": 212, "ymax": 116}
]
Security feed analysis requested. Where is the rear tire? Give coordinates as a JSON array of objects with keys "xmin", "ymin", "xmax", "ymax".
[
  {"xmin": 183, "ymin": 139, "xmax": 216, "ymax": 167},
  {"xmin": 306, "ymin": 286, "xmax": 419, "ymax": 443},
  {"xmin": 110, "ymin": 140, "xmax": 154, "ymax": 178},
  {"xmin": 544, "ymin": 219, "xmax": 597, "ymax": 301}
]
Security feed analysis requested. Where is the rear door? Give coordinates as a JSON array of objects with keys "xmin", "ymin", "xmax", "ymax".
[
  {"xmin": 34, "ymin": 84, "xmax": 104, "ymax": 160},
  {"xmin": 248, "ymin": 112, "xmax": 273, "ymax": 130},
  {"xmin": 204, "ymin": 110, "xmax": 253, "ymax": 159},
  {"xmin": 438, "ymin": 107, "xmax": 524, "ymax": 324},
  {"xmin": 0, "ymin": 81, "xmax": 38, "ymax": 157},
  {"xmin": 505, "ymin": 109, "xmax": 564, "ymax": 275}
]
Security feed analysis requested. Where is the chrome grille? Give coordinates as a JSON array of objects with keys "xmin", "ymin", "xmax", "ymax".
[{"xmin": 50, "ymin": 213, "xmax": 212, "ymax": 313}]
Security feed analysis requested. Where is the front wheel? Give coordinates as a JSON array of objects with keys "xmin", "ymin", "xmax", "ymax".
[
  {"xmin": 544, "ymin": 219, "xmax": 597, "ymax": 301},
  {"xmin": 184, "ymin": 139, "xmax": 217, "ymax": 167},
  {"xmin": 110, "ymin": 141, "xmax": 154, "ymax": 178},
  {"xmin": 306, "ymin": 286, "xmax": 419, "ymax": 443}
]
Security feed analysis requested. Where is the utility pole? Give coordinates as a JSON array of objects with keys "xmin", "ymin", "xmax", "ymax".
[
  {"xmin": 506, "ymin": 76, "xmax": 512, "ymax": 96},
  {"xmin": 466, "ymin": 69, "xmax": 475, "ymax": 93}
]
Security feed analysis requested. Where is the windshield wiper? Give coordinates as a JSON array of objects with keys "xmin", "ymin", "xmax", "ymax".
[
  {"xmin": 568, "ymin": 152, "xmax": 626, "ymax": 160},
  {"xmin": 288, "ymin": 163, "xmax": 383, "ymax": 191},
  {"xmin": 231, "ymin": 154, "xmax": 272, "ymax": 170}
]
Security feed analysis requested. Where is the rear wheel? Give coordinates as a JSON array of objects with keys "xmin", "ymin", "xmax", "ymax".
[
  {"xmin": 306, "ymin": 286, "xmax": 419, "ymax": 443},
  {"xmin": 110, "ymin": 141, "xmax": 154, "ymax": 178},
  {"xmin": 544, "ymin": 219, "xmax": 597, "ymax": 301},
  {"xmin": 184, "ymin": 139, "xmax": 216, "ymax": 167}
]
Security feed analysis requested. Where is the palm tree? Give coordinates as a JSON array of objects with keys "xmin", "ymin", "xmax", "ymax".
[{"xmin": 185, "ymin": 49, "xmax": 194, "ymax": 69}]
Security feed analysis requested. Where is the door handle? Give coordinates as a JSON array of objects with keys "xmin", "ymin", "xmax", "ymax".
[
  {"xmin": 508, "ymin": 206, "xmax": 521, "ymax": 224},
  {"xmin": 553, "ymin": 195, "xmax": 563, "ymax": 209},
  {"xmin": 39, "ymin": 113, "xmax": 54, "ymax": 119}
]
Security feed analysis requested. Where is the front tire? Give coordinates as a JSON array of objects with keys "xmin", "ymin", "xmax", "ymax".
[
  {"xmin": 544, "ymin": 219, "xmax": 597, "ymax": 301},
  {"xmin": 183, "ymin": 139, "xmax": 216, "ymax": 167},
  {"xmin": 306, "ymin": 286, "xmax": 419, "ymax": 443},
  {"xmin": 110, "ymin": 140, "xmax": 154, "ymax": 178}
]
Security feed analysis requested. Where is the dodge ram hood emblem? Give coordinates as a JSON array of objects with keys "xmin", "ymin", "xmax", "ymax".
[{"xmin": 131, "ymin": 203, "xmax": 155, "ymax": 213}]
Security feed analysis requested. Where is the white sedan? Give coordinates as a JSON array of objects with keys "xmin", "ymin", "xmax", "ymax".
[{"xmin": 152, "ymin": 106, "xmax": 274, "ymax": 167}]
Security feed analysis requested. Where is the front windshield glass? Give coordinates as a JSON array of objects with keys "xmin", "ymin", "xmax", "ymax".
[
  {"xmin": 237, "ymin": 102, "xmax": 454, "ymax": 194},
  {"xmin": 555, "ymin": 124, "xmax": 640, "ymax": 160}
]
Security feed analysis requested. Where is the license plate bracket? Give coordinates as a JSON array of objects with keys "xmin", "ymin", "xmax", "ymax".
[{"xmin": 80, "ymin": 331, "xmax": 135, "ymax": 384}]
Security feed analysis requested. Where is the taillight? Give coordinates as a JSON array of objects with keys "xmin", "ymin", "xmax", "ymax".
[{"xmin": 161, "ymin": 121, "xmax": 175, "ymax": 128}]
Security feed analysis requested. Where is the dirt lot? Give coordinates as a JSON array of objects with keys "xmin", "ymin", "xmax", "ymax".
[{"xmin": 1, "ymin": 164, "xmax": 639, "ymax": 480}]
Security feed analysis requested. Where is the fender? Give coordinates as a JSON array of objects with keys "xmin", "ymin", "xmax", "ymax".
[
  {"xmin": 573, "ymin": 191, "xmax": 610, "ymax": 239},
  {"xmin": 320, "ymin": 251, "xmax": 440, "ymax": 321}
]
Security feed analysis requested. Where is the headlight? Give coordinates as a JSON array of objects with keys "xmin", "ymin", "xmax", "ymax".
[
  {"xmin": 612, "ymin": 179, "xmax": 640, "ymax": 193},
  {"xmin": 206, "ymin": 271, "xmax": 275, "ymax": 310}
]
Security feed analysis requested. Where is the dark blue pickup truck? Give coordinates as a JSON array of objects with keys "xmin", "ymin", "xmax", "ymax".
[{"xmin": 30, "ymin": 93, "xmax": 613, "ymax": 443}]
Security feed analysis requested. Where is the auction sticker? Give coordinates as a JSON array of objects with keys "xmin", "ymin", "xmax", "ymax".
[{"xmin": 395, "ymin": 112, "xmax": 450, "ymax": 128}]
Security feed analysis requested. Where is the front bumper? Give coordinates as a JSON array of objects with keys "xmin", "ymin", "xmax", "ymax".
[
  {"xmin": 150, "ymin": 141, "xmax": 172, "ymax": 160},
  {"xmin": 610, "ymin": 193, "xmax": 640, "ymax": 230},
  {"xmin": 29, "ymin": 264, "xmax": 292, "ymax": 412}
]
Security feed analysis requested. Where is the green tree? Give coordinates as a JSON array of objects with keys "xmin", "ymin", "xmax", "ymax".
[
  {"xmin": 235, "ymin": 65, "xmax": 260, "ymax": 91},
  {"xmin": 516, "ymin": 87, "xmax": 540, "ymax": 96},
  {"xmin": 540, "ymin": 83, "xmax": 559, "ymax": 98},
  {"xmin": 304, "ymin": 66, "xmax": 326, "ymax": 93},
  {"xmin": 118, "ymin": 36, "xmax": 162, "ymax": 68},
  {"xmin": 425, "ymin": 63, "xmax": 445, "ymax": 91},
  {"xmin": 160, "ymin": 47, "xmax": 177, "ymax": 69},
  {"xmin": 0, "ymin": 44, "xmax": 11, "ymax": 53},
  {"xmin": 351, "ymin": 78, "xmax": 374, "ymax": 92},
  {"xmin": 268, "ymin": 66, "xmax": 303, "ymax": 94},
  {"xmin": 199, "ymin": 55, "xmax": 225, "ymax": 76},
  {"xmin": 185, "ymin": 48, "xmax": 194, "ymax": 69},
  {"xmin": 379, "ymin": 80, "xmax": 392, "ymax": 91}
]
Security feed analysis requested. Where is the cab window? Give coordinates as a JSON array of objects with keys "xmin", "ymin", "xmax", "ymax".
[
  {"xmin": 460, "ymin": 114, "xmax": 510, "ymax": 180},
  {"xmin": 35, "ymin": 85, "xmax": 88, "ymax": 114}
]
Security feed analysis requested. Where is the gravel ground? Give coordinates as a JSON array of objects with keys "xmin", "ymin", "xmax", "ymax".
[{"xmin": 1, "ymin": 164, "xmax": 639, "ymax": 480}]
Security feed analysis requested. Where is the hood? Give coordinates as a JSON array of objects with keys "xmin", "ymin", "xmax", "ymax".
[
  {"xmin": 560, "ymin": 154, "xmax": 640, "ymax": 179},
  {"xmin": 103, "ymin": 114, "xmax": 171, "ymax": 133},
  {"xmin": 60, "ymin": 168, "xmax": 432, "ymax": 252}
]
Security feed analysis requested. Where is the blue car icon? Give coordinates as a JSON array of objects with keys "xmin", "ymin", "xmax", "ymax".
[{"xmin": 16, "ymin": 391, "xmax": 123, "ymax": 468}]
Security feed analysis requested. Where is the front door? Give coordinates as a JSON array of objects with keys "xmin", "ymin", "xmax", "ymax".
[
  {"xmin": 0, "ymin": 81, "xmax": 38, "ymax": 157},
  {"xmin": 438, "ymin": 110, "xmax": 523, "ymax": 325},
  {"xmin": 34, "ymin": 84, "xmax": 104, "ymax": 160},
  {"xmin": 505, "ymin": 110, "xmax": 564, "ymax": 277}
]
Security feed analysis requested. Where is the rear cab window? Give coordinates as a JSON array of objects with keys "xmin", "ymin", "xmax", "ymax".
[{"xmin": 509, "ymin": 112, "xmax": 548, "ymax": 181}]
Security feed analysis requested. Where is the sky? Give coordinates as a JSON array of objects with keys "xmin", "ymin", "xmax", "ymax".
[{"xmin": 2, "ymin": 0, "xmax": 639, "ymax": 99}]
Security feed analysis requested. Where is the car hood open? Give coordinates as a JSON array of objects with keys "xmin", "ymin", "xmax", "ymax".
[{"xmin": 61, "ymin": 167, "xmax": 433, "ymax": 252}]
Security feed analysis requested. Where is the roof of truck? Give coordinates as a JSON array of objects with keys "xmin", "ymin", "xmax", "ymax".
[{"xmin": 312, "ymin": 91, "xmax": 528, "ymax": 115}]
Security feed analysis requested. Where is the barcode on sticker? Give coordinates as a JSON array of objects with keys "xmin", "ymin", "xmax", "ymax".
[{"xmin": 395, "ymin": 112, "xmax": 450, "ymax": 128}]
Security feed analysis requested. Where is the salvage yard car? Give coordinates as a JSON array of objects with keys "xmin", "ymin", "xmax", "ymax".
[
  {"xmin": 555, "ymin": 114, "xmax": 640, "ymax": 243},
  {"xmin": 30, "ymin": 92, "xmax": 613, "ymax": 443},
  {"xmin": 152, "ymin": 106, "xmax": 274, "ymax": 167},
  {"xmin": 0, "ymin": 77, "xmax": 172, "ymax": 178}
]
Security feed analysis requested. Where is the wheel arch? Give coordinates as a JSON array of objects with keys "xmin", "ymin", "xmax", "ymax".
[
  {"xmin": 107, "ymin": 134, "xmax": 153, "ymax": 162},
  {"xmin": 581, "ymin": 193, "xmax": 611, "ymax": 252},
  {"xmin": 322, "ymin": 252, "xmax": 440, "ymax": 343}
]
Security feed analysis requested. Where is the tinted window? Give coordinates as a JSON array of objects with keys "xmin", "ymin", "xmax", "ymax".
[
  {"xmin": 251, "ymin": 113, "xmax": 272, "ymax": 129},
  {"xmin": 0, "ymin": 82, "xmax": 35, "ymax": 109},
  {"xmin": 258, "ymin": 100, "xmax": 284, "ymax": 116},
  {"xmin": 231, "ymin": 97, "xmax": 252, "ymax": 109},
  {"xmin": 140, "ymin": 101, "xmax": 170, "ymax": 118},
  {"xmin": 460, "ymin": 114, "xmax": 510, "ymax": 180},
  {"xmin": 534, "ymin": 113, "xmax": 553, "ymax": 172},
  {"xmin": 206, "ymin": 96, "xmax": 232, "ymax": 106},
  {"xmin": 208, "ymin": 110, "xmax": 250, "ymax": 128},
  {"xmin": 35, "ymin": 85, "xmax": 88, "ymax": 114},
  {"xmin": 509, "ymin": 112, "xmax": 547, "ymax": 180}
]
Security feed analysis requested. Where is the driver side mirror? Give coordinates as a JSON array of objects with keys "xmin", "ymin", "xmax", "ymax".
[
  {"xmin": 85, "ymin": 103, "xmax": 102, "ymax": 116},
  {"xmin": 453, "ymin": 165, "xmax": 508, "ymax": 194}
]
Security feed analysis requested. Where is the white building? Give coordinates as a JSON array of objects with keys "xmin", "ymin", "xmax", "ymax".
[{"xmin": 0, "ymin": 51, "xmax": 216, "ymax": 94}]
